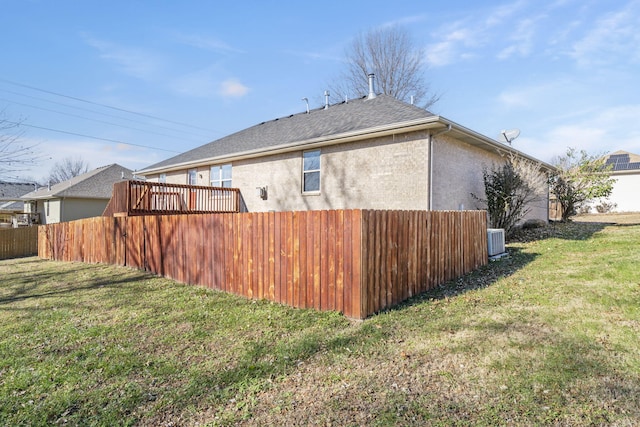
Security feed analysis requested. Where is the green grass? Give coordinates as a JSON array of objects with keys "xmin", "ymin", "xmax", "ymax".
[{"xmin": 1, "ymin": 222, "xmax": 639, "ymax": 426}]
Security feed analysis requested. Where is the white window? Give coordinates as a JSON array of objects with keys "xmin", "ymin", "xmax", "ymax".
[
  {"xmin": 303, "ymin": 149, "xmax": 320, "ymax": 193},
  {"xmin": 188, "ymin": 169, "xmax": 197, "ymax": 185},
  {"xmin": 159, "ymin": 173, "xmax": 166, "ymax": 183},
  {"xmin": 210, "ymin": 164, "xmax": 232, "ymax": 188}
]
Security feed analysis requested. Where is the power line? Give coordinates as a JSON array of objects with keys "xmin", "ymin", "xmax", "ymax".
[
  {"xmin": 0, "ymin": 96, "xmax": 206, "ymax": 144},
  {"xmin": 0, "ymin": 87, "xmax": 214, "ymax": 139},
  {"xmin": 5, "ymin": 120, "xmax": 181, "ymax": 153},
  {"xmin": 0, "ymin": 77, "xmax": 216, "ymax": 133}
]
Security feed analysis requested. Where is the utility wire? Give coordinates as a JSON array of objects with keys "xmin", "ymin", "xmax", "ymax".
[
  {"xmin": 0, "ymin": 77, "xmax": 216, "ymax": 133},
  {"xmin": 0, "ymin": 97, "xmax": 206, "ymax": 144},
  {"xmin": 0, "ymin": 88, "xmax": 214, "ymax": 139},
  {"xmin": 5, "ymin": 120, "xmax": 181, "ymax": 153}
]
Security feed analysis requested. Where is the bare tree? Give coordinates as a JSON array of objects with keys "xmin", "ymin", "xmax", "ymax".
[
  {"xmin": 47, "ymin": 157, "xmax": 90, "ymax": 184},
  {"xmin": 330, "ymin": 25, "xmax": 439, "ymax": 108},
  {"xmin": 0, "ymin": 110, "xmax": 41, "ymax": 180}
]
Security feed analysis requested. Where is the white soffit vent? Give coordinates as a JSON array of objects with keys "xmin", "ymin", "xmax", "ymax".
[{"xmin": 487, "ymin": 228, "xmax": 506, "ymax": 257}]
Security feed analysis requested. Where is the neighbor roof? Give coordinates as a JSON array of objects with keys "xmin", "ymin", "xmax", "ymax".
[
  {"xmin": 140, "ymin": 95, "xmax": 436, "ymax": 173},
  {"xmin": 21, "ymin": 164, "xmax": 134, "ymax": 200},
  {"xmin": 0, "ymin": 181, "xmax": 35, "ymax": 210},
  {"xmin": 604, "ymin": 150, "xmax": 640, "ymax": 173}
]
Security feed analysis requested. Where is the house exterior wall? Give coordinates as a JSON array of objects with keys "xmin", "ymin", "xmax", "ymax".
[
  {"xmin": 40, "ymin": 199, "xmax": 61, "ymax": 224},
  {"xmin": 608, "ymin": 173, "xmax": 640, "ymax": 212},
  {"xmin": 430, "ymin": 135, "xmax": 549, "ymax": 222},
  {"xmin": 35, "ymin": 198, "xmax": 108, "ymax": 224},
  {"xmin": 145, "ymin": 131, "xmax": 549, "ymax": 222},
  {"xmin": 61, "ymin": 198, "xmax": 109, "ymax": 222},
  {"xmin": 238, "ymin": 132, "xmax": 430, "ymax": 212},
  {"xmin": 147, "ymin": 131, "xmax": 431, "ymax": 212}
]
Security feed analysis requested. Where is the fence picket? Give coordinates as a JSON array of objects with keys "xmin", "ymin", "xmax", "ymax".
[{"xmin": 37, "ymin": 209, "xmax": 487, "ymax": 319}]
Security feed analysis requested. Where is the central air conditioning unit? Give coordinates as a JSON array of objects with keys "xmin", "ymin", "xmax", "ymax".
[{"xmin": 487, "ymin": 228, "xmax": 506, "ymax": 257}]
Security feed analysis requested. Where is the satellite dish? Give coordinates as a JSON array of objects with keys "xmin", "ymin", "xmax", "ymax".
[{"xmin": 499, "ymin": 129, "xmax": 520, "ymax": 145}]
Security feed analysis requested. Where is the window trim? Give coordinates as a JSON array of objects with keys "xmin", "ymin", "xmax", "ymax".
[
  {"xmin": 210, "ymin": 164, "xmax": 232, "ymax": 188},
  {"xmin": 187, "ymin": 169, "xmax": 197, "ymax": 186},
  {"xmin": 302, "ymin": 149, "xmax": 321, "ymax": 194}
]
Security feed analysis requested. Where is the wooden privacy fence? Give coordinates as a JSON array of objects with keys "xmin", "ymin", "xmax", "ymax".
[
  {"xmin": 38, "ymin": 210, "xmax": 488, "ymax": 319},
  {"xmin": 0, "ymin": 227, "xmax": 38, "ymax": 260}
]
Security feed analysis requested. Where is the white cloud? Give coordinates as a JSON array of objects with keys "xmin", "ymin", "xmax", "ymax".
[
  {"xmin": 83, "ymin": 36, "xmax": 164, "ymax": 80},
  {"xmin": 425, "ymin": 26, "xmax": 477, "ymax": 66},
  {"xmin": 381, "ymin": 14, "xmax": 428, "ymax": 28},
  {"xmin": 570, "ymin": 1, "xmax": 640, "ymax": 67},
  {"xmin": 517, "ymin": 104, "xmax": 640, "ymax": 163},
  {"xmin": 171, "ymin": 66, "xmax": 249, "ymax": 99},
  {"xmin": 425, "ymin": 1, "xmax": 535, "ymax": 66},
  {"xmin": 174, "ymin": 33, "xmax": 243, "ymax": 53},
  {"xmin": 497, "ymin": 17, "xmax": 540, "ymax": 59},
  {"xmin": 497, "ymin": 81, "xmax": 562, "ymax": 109},
  {"xmin": 219, "ymin": 79, "xmax": 249, "ymax": 98},
  {"xmin": 171, "ymin": 66, "xmax": 221, "ymax": 98},
  {"xmin": 485, "ymin": 0, "xmax": 528, "ymax": 27}
]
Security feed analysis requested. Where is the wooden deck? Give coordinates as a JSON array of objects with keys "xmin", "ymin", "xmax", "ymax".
[{"xmin": 103, "ymin": 180, "xmax": 241, "ymax": 216}]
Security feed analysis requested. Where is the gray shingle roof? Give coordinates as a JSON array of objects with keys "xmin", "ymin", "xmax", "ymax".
[
  {"xmin": 0, "ymin": 181, "xmax": 35, "ymax": 210},
  {"xmin": 142, "ymin": 94, "xmax": 435, "ymax": 171},
  {"xmin": 21, "ymin": 164, "xmax": 134, "ymax": 200},
  {"xmin": 0, "ymin": 181, "xmax": 35, "ymax": 201}
]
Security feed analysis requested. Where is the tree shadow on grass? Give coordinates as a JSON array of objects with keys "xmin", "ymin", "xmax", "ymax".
[
  {"xmin": 0, "ymin": 260, "xmax": 155, "ymax": 307},
  {"xmin": 510, "ymin": 221, "xmax": 609, "ymax": 243}
]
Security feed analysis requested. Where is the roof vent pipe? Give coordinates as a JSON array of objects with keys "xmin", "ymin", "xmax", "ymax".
[
  {"xmin": 367, "ymin": 73, "xmax": 376, "ymax": 99},
  {"xmin": 302, "ymin": 97, "xmax": 309, "ymax": 114},
  {"xmin": 324, "ymin": 91, "xmax": 330, "ymax": 110}
]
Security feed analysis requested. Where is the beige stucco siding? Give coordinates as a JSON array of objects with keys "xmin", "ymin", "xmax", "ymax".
[
  {"xmin": 431, "ymin": 135, "xmax": 548, "ymax": 222},
  {"xmin": 235, "ymin": 132, "xmax": 430, "ymax": 212},
  {"xmin": 145, "ymin": 131, "xmax": 549, "ymax": 221}
]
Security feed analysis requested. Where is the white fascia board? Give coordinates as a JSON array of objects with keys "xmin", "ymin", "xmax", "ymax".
[
  {"xmin": 137, "ymin": 117, "xmax": 446, "ymax": 175},
  {"xmin": 437, "ymin": 117, "xmax": 557, "ymax": 172}
]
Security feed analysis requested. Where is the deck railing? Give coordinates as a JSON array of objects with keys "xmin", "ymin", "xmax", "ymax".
[{"xmin": 103, "ymin": 180, "xmax": 241, "ymax": 216}]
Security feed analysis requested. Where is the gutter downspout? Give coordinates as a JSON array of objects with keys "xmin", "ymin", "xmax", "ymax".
[{"xmin": 428, "ymin": 124, "xmax": 452, "ymax": 210}]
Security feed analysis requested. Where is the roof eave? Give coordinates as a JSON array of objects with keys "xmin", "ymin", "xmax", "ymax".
[
  {"xmin": 138, "ymin": 115, "xmax": 556, "ymax": 176},
  {"xmin": 138, "ymin": 117, "xmax": 446, "ymax": 175},
  {"xmin": 438, "ymin": 117, "xmax": 557, "ymax": 172}
]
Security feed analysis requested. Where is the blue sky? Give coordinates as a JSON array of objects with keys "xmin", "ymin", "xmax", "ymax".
[{"xmin": 1, "ymin": 0, "xmax": 639, "ymax": 182}]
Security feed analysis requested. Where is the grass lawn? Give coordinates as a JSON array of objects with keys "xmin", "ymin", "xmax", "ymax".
[{"xmin": 1, "ymin": 220, "xmax": 639, "ymax": 426}]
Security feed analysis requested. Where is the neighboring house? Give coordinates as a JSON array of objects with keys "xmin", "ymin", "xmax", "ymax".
[
  {"xmin": 21, "ymin": 164, "xmax": 134, "ymax": 224},
  {"xmin": 0, "ymin": 181, "xmax": 37, "ymax": 228},
  {"xmin": 138, "ymin": 93, "xmax": 553, "ymax": 221},
  {"xmin": 601, "ymin": 150, "xmax": 640, "ymax": 212}
]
